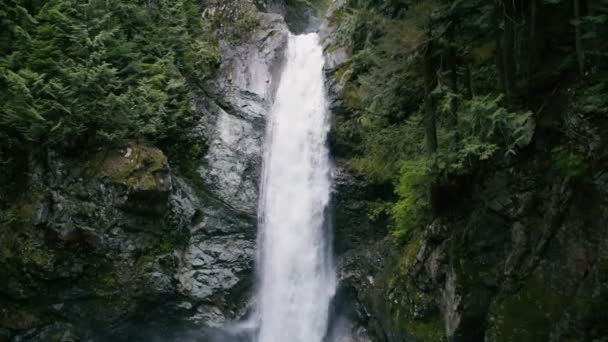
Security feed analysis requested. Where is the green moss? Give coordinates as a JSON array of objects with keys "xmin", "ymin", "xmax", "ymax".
[
  {"xmin": 232, "ymin": 3, "xmax": 259, "ymax": 39},
  {"xmin": 399, "ymin": 235, "xmax": 423, "ymax": 271},
  {"xmin": 328, "ymin": 6, "xmax": 346, "ymax": 26},
  {"xmin": 391, "ymin": 287, "xmax": 446, "ymax": 341},
  {"xmin": 342, "ymin": 79, "xmax": 362, "ymax": 111},
  {"xmin": 28, "ymin": 248, "xmax": 53, "ymax": 267},
  {"xmin": 13, "ymin": 191, "xmax": 43, "ymax": 224},
  {"xmin": 487, "ymin": 275, "xmax": 569, "ymax": 341},
  {"xmin": 96, "ymin": 270, "xmax": 120, "ymax": 292},
  {"xmin": 385, "ymin": 263, "xmax": 446, "ymax": 341},
  {"xmin": 406, "ymin": 318, "xmax": 446, "ymax": 341},
  {"xmin": 135, "ymin": 255, "xmax": 154, "ymax": 273},
  {"xmin": 157, "ymin": 238, "xmax": 177, "ymax": 254},
  {"xmin": 99, "ymin": 273, "xmax": 118, "ymax": 288},
  {"xmin": 0, "ymin": 208, "xmax": 26, "ymax": 226},
  {"xmin": 472, "ymin": 40, "xmax": 496, "ymax": 63},
  {"xmin": 551, "ymin": 145, "xmax": 589, "ymax": 178},
  {"xmin": 333, "ymin": 62, "xmax": 352, "ymax": 85},
  {"xmin": 90, "ymin": 144, "xmax": 168, "ymax": 191},
  {"xmin": 9, "ymin": 230, "xmax": 55, "ymax": 269}
]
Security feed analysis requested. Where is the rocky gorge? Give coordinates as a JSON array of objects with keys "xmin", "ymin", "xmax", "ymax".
[{"xmin": 2, "ymin": 0, "xmax": 608, "ymax": 341}]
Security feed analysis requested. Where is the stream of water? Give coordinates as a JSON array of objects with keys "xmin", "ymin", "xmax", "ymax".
[{"xmin": 256, "ymin": 32, "xmax": 336, "ymax": 342}]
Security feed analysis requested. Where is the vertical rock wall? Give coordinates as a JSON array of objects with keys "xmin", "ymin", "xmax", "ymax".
[{"xmin": 178, "ymin": 4, "xmax": 289, "ymax": 328}]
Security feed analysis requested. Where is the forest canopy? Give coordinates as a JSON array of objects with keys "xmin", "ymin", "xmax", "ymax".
[
  {"xmin": 0, "ymin": 0, "xmax": 219, "ymax": 157},
  {"xmin": 329, "ymin": 0, "xmax": 608, "ymax": 238}
]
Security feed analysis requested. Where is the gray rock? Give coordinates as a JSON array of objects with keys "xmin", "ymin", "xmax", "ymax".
[
  {"xmin": 170, "ymin": 9, "xmax": 289, "ymax": 328},
  {"xmin": 196, "ymin": 11, "xmax": 287, "ymax": 215}
]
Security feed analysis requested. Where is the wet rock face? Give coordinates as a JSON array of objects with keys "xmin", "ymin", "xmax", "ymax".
[
  {"xmin": 319, "ymin": 0, "xmax": 349, "ymax": 116},
  {"xmin": 179, "ymin": 6, "xmax": 288, "ymax": 329},
  {"xmin": 0, "ymin": 144, "xmax": 186, "ymax": 340},
  {"xmin": 197, "ymin": 11, "xmax": 288, "ymax": 216}
]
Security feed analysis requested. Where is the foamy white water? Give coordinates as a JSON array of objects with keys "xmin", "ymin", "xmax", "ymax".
[{"xmin": 256, "ymin": 33, "xmax": 336, "ymax": 342}]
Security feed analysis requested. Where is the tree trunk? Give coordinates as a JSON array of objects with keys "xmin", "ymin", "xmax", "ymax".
[
  {"xmin": 424, "ymin": 40, "xmax": 437, "ymax": 156},
  {"xmin": 464, "ymin": 62, "xmax": 474, "ymax": 99},
  {"xmin": 586, "ymin": 0, "xmax": 599, "ymax": 67},
  {"xmin": 574, "ymin": 0, "xmax": 585, "ymax": 77},
  {"xmin": 503, "ymin": 0, "xmax": 516, "ymax": 103},
  {"xmin": 494, "ymin": 1, "xmax": 508, "ymax": 97},
  {"xmin": 446, "ymin": 25, "xmax": 458, "ymax": 128},
  {"xmin": 423, "ymin": 37, "xmax": 440, "ymax": 215},
  {"xmin": 527, "ymin": 0, "xmax": 538, "ymax": 99}
]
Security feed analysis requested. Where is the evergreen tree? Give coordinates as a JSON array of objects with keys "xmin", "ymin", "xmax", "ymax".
[{"xmin": 0, "ymin": 0, "xmax": 219, "ymax": 154}]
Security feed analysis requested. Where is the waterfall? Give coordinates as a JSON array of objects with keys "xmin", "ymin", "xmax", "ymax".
[{"xmin": 256, "ymin": 33, "xmax": 336, "ymax": 342}]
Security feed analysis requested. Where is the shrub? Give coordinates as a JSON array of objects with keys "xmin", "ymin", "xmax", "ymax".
[
  {"xmin": 551, "ymin": 146, "xmax": 589, "ymax": 178},
  {"xmin": 392, "ymin": 159, "xmax": 431, "ymax": 241},
  {"xmin": 436, "ymin": 95, "xmax": 535, "ymax": 176}
]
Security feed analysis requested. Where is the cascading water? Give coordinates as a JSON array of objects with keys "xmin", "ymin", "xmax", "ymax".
[{"xmin": 256, "ymin": 33, "xmax": 336, "ymax": 342}]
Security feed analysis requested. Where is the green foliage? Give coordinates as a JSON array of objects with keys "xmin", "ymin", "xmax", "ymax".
[
  {"xmin": 368, "ymin": 200, "xmax": 393, "ymax": 222},
  {"xmin": 334, "ymin": 8, "xmax": 381, "ymax": 51},
  {"xmin": 232, "ymin": 3, "xmax": 260, "ymax": 39},
  {"xmin": 332, "ymin": 0, "xmax": 541, "ymax": 241},
  {"xmin": 330, "ymin": 1, "xmax": 608, "ymax": 338},
  {"xmin": 390, "ymin": 96, "xmax": 533, "ymax": 238},
  {"xmin": 0, "ymin": 208, "xmax": 26, "ymax": 226},
  {"xmin": 392, "ymin": 160, "xmax": 431, "ymax": 241},
  {"xmin": 0, "ymin": 0, "xmax": 219, "ymax": 153},
  {"xmin": 571, "ymin": 81, "xmax": 608, "ymax": 115},
  {"xmin": 436, "ymin": 95, "xmax": 535, "ymax": 175},
  {"xmin": 551, "ymin": 146, "xmax": 589, "ymax": 178},
  {"xmin": 554, "ymin": 80, "xmax": 608, "ymax": 169},
  {"xmin": 352, "ymin": 122, "xmax": 422, "ymax": 183},
  {"xmin": 487, "ymin": 275, "xmax": 569, "ymax": 341}
]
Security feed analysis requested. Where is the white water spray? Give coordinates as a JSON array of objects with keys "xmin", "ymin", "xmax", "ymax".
[{"xmin": 256, "ymin": 33, "xmax": 336, "ymax": 342}]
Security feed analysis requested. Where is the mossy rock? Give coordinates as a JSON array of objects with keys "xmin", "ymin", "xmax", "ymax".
[
  {"xmin": 486, "ymin": 275, "xmax": 569, "ymax": 341},
  {"xmin": 327, "ymin": 4, "xmax": 346, "ymax": 26},
  {"xmin": 399, "ymin": 235, "xmax": 424, "ymax": 272},
  {"xmin": 404, "ymin": 318, "xmax": 446, "ymax": 341},
  {"xmin": 389, "ymin": 287, "xmax": 446, "ymax": 341},
  {"xmin": 385, "ymin": 273, "xmax": 446, "ymax": 341},
  {"xmin": 334, "ymin": 61, "xmax": 353, "ymax": 85},
  {"xmin": 90, "ymin": 144, "xmax": 170, "ymax": 193}
]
